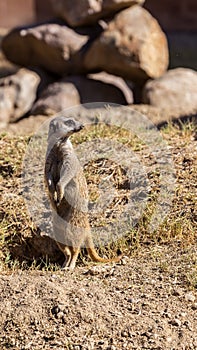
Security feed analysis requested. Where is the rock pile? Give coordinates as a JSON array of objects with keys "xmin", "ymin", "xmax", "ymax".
[
  {"xmin": 0, "ymin": 0, "xmax": 196, "ymax": 126},
  {"xmin": 84, "ymin": 5, "xmax": 168, "ymax": 81},
  {"xmin": 0, "ymin": 68, "xmax": 40, "ymax": 127},
  {"xmin": 50, "ymin": 0, "xmax": 145, "ymax": 27}
]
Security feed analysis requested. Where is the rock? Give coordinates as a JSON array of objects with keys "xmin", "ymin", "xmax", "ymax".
[
  {"xmin": 0, "ymin": 81, "xmax": 15, "ymax": 127},
  {"xmin": 0, "ymin": 68, "xmax": 40, "ymax": 125},
  {"xmin": 56, "ymin": 311, "xmax": 64, "ymax": 319},
  {"xmin": 170, "ymin": 318, "xmax": 182, "ymax": 327},
  {"xmin": 31, "ymin": 74, "xmax": 131, "ymax": 115},
  {"xmin": 84, "ymin": 5, "xmax": 169, "ymax": 82},
  {"xmin": 142, "ymin": 68, "xmax": 197, "ymax": 115},
  {"xmin": 183, "ymin": 320, "xmax": 192, "ymax": 331},
  {"xmin": 120, "ymin": 255, "xmax": 130, "ymax": 265},
  {"xmin": 2, "ymin": 24, "xmax": 89, "ymax": 75},
  {"xmin": 0, "ymin": 54, "xmax": 18, "ymax": 80},
  {"xmin": 0, "ymin": 28, "xmax": 19, "ymax": 80},
  {"xmin": 130, "ymin": 103, "xmax": 196, "ymax": 126},
  {"xmin": 191, "ymin": 303, "xmax": 197, "ymax": 310},
  {"xmin": 185, "ymin": 292, "xmax": 196, "ymax": 303},
  {"xmin": 89, "ymin": 72, "xmax": 133, "ymax": 104},
  {"xmin": 50, "ymin": 0, "xmax": 145, "ymax": 27},
  {"xmin": 73, "ymin": 346, "xmax": 81, "ymax": 350},
  {"xmin": 51, "ymin": 305, "xmax": 61, "ymax": 315},
  {"xmin": 33, "ymin": 68, "xmax": 56, "ymax": 97},
  {"xmin": 31, "ymin": 80, "xmax": 80, "ymax": 116}
]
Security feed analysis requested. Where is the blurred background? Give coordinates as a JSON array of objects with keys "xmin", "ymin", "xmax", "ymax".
[
  {"xmin": 0, "ymin": 0, "xmax": 196, "ymax": 69},
  {"xmin": 0, "ymin": 0, "xmax": 196, "ymax": 132}
]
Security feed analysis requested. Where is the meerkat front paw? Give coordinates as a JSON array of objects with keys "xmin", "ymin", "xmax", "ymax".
[
  {"xmin": 56, "ymin": 182, "xmax": 64, "ymax": 205},
  {"xmin": 53, "ymin": 191, "xmax": 58, "ymax": 203}
]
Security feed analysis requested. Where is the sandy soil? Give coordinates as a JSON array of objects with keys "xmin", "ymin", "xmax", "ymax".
[{"xmin": 0, "ymin": 245, "xmax": 197, "ymax": 350}]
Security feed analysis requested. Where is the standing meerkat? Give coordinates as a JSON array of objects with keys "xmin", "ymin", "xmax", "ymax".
[{"xmin": 44, "ymin": 116, "xmax": 121, "ymax": 269}]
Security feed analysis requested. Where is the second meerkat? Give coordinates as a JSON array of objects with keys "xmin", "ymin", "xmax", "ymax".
[{"xmin": 45, "ymin": 116, "xmax": 121, "ymax": 269}]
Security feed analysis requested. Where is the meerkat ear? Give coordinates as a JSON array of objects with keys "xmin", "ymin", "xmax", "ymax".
[
  {"xmin": 53, "ymin": 121, "xmax": 58, "ymax": 132},
  {"xmin": 50, "ymin": 119, "xmax": 58, "ymax": 133}
]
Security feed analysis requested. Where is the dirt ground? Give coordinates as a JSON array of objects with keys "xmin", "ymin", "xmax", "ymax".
[{"xmin": 0, "ymin": 245, "xmax": 196, "ymax": 350}]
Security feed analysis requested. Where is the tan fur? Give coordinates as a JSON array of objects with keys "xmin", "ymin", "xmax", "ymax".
[{"xmin": 45, "ymin": 117, "xmax": 121, "ymax": 269}]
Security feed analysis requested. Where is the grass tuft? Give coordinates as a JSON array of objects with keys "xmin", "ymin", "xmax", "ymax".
[{"xmin": 0, "ymin": 119, "xmax": 196, "ymax": 271}]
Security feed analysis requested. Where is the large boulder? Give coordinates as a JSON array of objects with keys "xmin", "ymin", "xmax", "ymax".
[
  {"xmin": 0, "ymin": 29, "xmax": 18, "ymax": 79},
  {"xmin": 50, "ymin": 0, "xmax": 145, "ymax": 27},
  {"xmin": 31, "ymin": 74, "xmax": 131, "ymax": 115},
  {"xmin": 2, "ymin": 24, "xmax": 90, "ymax": 75},
  {"xmin": 84, "ymin": 5, "xmax": 169, "ymax": 82},
  {"xmin": 142, "ymin": 68, "xmax": 197, "ymax": 115},
  {"xmin": 0, "ymin": 68, "xmax": 40, "ymax": 126},
  {"xmin": 31, "ymin": 80, "xmax": 80, "ymax": 116}
]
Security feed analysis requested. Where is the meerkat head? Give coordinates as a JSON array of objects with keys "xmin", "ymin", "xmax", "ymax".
[{"xmin": 48, "ymin": 116, "xmax": 84, "ymax": 140}]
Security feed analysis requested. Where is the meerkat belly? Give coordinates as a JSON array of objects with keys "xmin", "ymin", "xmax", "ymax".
[{"xmin": 56, "ymin": 170, "xmax": 89, "ymax": 227}]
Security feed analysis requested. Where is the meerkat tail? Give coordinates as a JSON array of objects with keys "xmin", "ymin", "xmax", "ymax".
[{"xmin": 85, "ymin": 236, "xmax": 122, "ymax": 263}]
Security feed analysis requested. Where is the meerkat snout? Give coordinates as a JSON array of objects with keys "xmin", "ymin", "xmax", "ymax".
[{"xmin": 48, "ymin": 116, "xmax": 84, "ymax": 140}]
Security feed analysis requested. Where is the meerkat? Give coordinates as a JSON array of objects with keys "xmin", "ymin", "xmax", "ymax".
[{"xmin": 44, "ymin": 116, "xmax": 121, "ymax": 269}]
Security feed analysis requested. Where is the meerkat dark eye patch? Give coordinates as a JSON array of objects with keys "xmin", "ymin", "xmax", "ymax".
[{"xmin": 63, "ymin": 119, "xmax": 75, "ymax": 128}]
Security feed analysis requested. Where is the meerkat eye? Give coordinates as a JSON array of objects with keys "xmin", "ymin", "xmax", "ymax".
[{"xmin": 65, "ymin": 119, "xmax": 74, "ymax": 127}]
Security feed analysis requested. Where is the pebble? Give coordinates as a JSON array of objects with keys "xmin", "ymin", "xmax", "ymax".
[
  {"xmin": 166, "ymin": 336, "xmax": 172, "ymax": 343},
  {"xmin": 57, "ymin": 311, "xmax": 64, "ymax": 319},
  {"xmin": 162, "ymin": 309, "xmax": 171, "ymax": 318},
  {"xmin": 51, "ymin": 304, "xmax": 65, "ymax": 316},
  {"xmin": 191, "ymin": 303, "xmax": 197, "ymax": 310},
  {"xmin": 85, "ymin": 265, "xmax": 112, "ymax": 275},
  {"xmin": 185, "ymin": 292, "xmax": 196, "ymax": 302},
  {"xmin": 183, "ymin": 320, "xmax": 192, "ymax": 331},
  {"xmin": 170, "ymin": 318, "xmax": 181, "ymax": 327},
  {"xmin": 109, "ymin": 346, "xmax": 116, "ymax": 350},
  {"xmin": 128, "ymin": 298, "xmax": 139, "ymax": 303},
  {"xmin": 121, "ymin": 330, "xmax": 128, "ymax": 337},
  {"xmin": 121, "ymin": 256, "xmax": 130, "ymax": 265}
]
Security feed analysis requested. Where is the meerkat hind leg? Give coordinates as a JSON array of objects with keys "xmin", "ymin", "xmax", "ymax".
[
  {"xmin": 68, "ymin": 247, "xmax": 80, "ymax": 270},
  {"xmin": 57, "ymin": 245, "xmax": 72, "ymax": 269}
]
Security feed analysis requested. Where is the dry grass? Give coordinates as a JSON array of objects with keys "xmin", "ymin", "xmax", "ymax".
[{"xmin": 0, "ymin": 119, "xmax": 196, "ymax": 271}]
